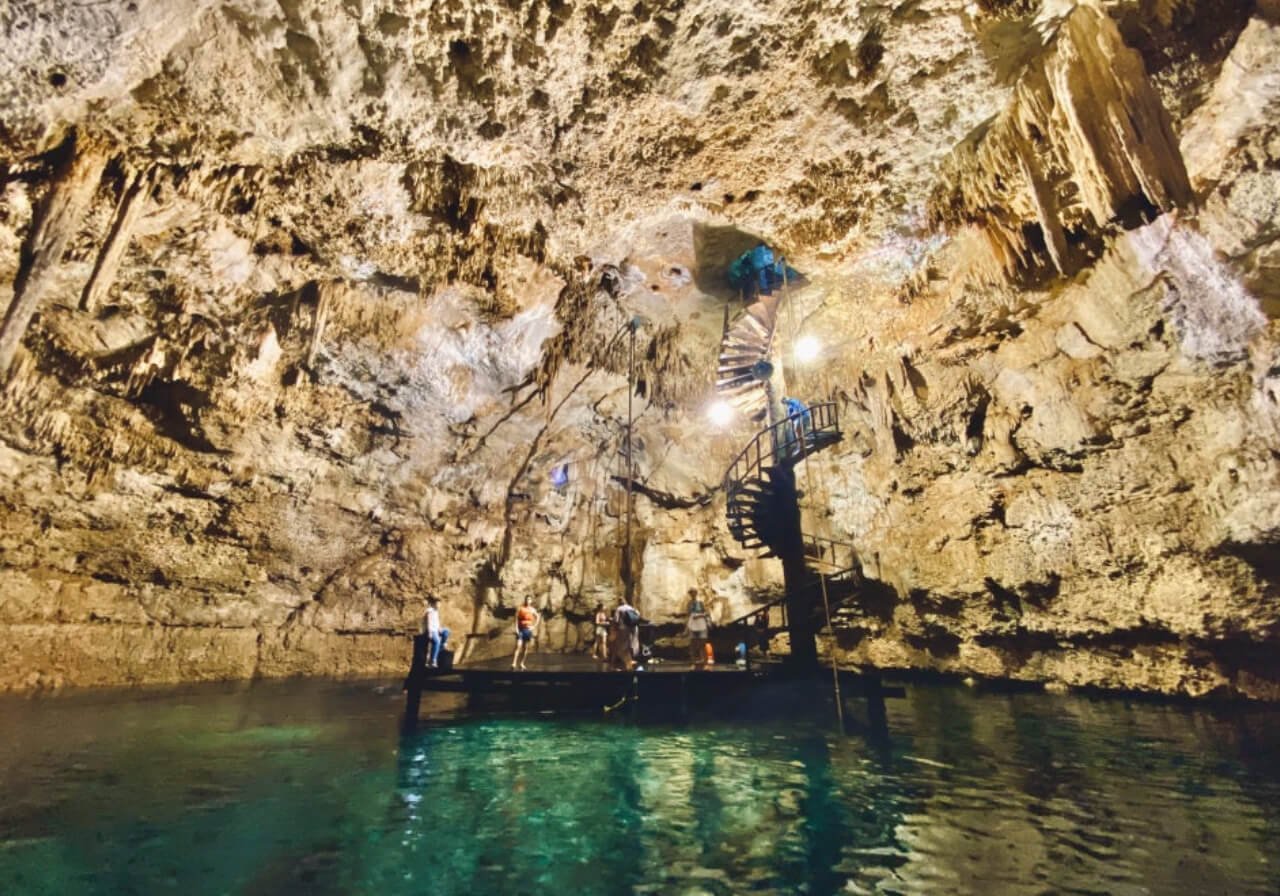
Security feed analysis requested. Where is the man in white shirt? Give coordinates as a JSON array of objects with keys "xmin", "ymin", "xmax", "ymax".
[{"xmin": 423, "ymin": 596, "xmax": 448, "ymax": 668}]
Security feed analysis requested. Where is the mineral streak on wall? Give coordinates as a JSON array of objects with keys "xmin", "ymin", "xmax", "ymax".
[{"xmin": 0, "ymin": 0, "xmax": 1277, "ymax": 696}]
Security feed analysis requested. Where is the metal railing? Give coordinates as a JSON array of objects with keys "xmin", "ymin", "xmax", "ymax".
[
  {"xmin": 802, "ymin": 533, "xmax": 860, "ymax": 574},
  {"xmin": 719, "ymin": 592, "xmax": 789, "ymax": 633},
  {"xmin": 723, "ymin": 402, "xmax": 840, "ymax": 495}
]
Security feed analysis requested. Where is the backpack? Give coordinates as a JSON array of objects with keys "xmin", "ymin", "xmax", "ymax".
[{"xmin": 620, "ymin": 607, "xmax": 640, "ymax": 627}]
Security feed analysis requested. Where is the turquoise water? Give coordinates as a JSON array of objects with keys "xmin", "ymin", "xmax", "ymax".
[{"xmin": 1, "ymin": 680, "xmax": 1278, "ymax": 895}]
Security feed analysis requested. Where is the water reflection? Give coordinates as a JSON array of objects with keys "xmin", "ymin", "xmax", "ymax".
[{"xmin": 0, "ymin": 681, "xmax": 1277, "ymax": 895}]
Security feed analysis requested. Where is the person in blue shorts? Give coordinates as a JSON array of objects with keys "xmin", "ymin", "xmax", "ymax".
[
  {"xmin": 512, "ymin": 597, "xmax": 540, "ymax": 670},
  {"xmin": 422, "ymin": 596, "xmax": 450, "ymax": 668}
]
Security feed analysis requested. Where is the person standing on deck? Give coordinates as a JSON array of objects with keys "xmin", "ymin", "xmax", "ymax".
[
  {"xmin": 591, "ymin": 603, "xmax": 609, "ymax": 661},
  {"xmin": 612, "ymin": 598, "xmax": 641, "ymax": 671},
  {"xmin": 512, "ymin": 597, "xmax": 540, "ymax": 671},
  {"xmin": 753, "ymin": 611, "xmax": 771, "ymax": 657},
  {"xmin": 686, "ymin": 591, "xmax": 713, "ymax": 670},
  {"xmin": 422, "ymin": 596, "xmax": 449, "ymax": 668}
]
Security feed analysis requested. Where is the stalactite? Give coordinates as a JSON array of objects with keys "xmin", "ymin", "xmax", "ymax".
[
  {"xmin": 928, "ymin": 5, "xmax": 1192, "ymax": 282},
  {"xmin": 79, "ymin": 165, "xmax": 153, "ymax": 312},
  {"xmin": 307, "ymin": 280, "xmax": 331, "ymax": 368},
  {"xmin": 0, "ymin": 133, "xmax": 108, "ymax": 376}
]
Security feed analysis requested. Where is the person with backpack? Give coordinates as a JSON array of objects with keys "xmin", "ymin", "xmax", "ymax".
[{"xmin": 612, "ymin": 598, "xmax": 641, "ymax": 671}]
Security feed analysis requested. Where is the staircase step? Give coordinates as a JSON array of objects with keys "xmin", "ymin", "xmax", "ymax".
[
  {"xmin": 726, "ymin": 395, "xmax": 767, "ymax": 413},
  {"xmin": 718, "ymin": 352, "xmax": 763, "ymax": 365},
  {"xmin": 721, "ymin": 335, "xmax": 768, "ymax": 352},
  {"xmin": 719, "ymin": 346, "xmax": 767, "ymax": 363}
]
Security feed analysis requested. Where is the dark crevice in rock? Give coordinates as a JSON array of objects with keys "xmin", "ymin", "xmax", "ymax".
[
  {"xmin": 1217, "ymin": 542, "xmax": 1280, "ymax": 587},
  {"xmin": 904, "ymin": 627, "xmax": 962, "ymax": 658},
  {"xmin": 134, "ymin": 381, "xmax": 227, "ymax": 455}
]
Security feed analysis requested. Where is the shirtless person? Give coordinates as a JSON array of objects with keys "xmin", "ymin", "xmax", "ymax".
[{"xmin": 512, "ymin": 597, "xmax": 540, "ymax": 670}]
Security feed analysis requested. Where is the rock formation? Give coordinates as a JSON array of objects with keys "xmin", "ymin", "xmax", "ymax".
[
  {"xmin": 928, "ymin": 4, "xmax": 1192, "ymax": 280},
  {"xmin": 0, "ymin": 0, "xmax": 1276, "ymax": 697}
]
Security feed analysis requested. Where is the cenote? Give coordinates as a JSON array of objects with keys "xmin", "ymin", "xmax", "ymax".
[
  {"xmin": 5, "ymin": 2, "xmax": 1280, "ymax": 894},
  {"xmin": 2, "ymin": 680, "xmax": 1278, "ymax": 896}
]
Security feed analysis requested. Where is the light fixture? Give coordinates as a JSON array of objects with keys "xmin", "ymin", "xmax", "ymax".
[
  {"xmin": 794, "ymin": 334, "xmax": 821, "ymax": 364},
  {"xmin": 707, "ymin": 399, "xmax": 734, "ymax": 428}
]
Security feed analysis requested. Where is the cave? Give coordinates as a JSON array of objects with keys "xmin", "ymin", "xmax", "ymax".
[{"xmin": 2, "ymin": 1, "xmax": 1279, "ymax": 892}]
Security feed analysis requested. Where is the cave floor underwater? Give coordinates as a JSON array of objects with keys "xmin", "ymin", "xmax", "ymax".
[{"xmin": 1, "ymin": 675, "xmax": 1277, "ymax": 896}]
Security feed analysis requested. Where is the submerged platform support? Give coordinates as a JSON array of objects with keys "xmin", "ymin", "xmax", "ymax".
[{"xmin": 402, "ymin": 634, "xmax": 427, "ymax": 732}]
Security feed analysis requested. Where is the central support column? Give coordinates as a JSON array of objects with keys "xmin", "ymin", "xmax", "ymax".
[
  {"xmin": 770, "ymin": 463, "xmax": 819, "ymax": 670},
  {"xmin": 760, "ymin": 340, "xmax": 818, "ymax": 671}
]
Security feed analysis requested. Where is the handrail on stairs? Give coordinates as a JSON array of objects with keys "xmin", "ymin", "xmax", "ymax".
[
  {"xmin": 802, "ymin": 533, "xmax": 859, "ymax": 573},
  {"xmin": 713, "ymin": 561, "xmax": 862, "ymax": 633},
  {"xmin": 723, "ymin": 401, "xmax": 840, "ymax": 493}
]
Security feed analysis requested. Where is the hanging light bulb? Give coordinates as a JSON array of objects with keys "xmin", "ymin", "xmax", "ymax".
[
  {"xmin": 794, "ymin": 334, "xmax": 821, "ymax": 364},
  {"xmin": 707, "ymin": 399, "xmax": 735, "ymax": 428}
]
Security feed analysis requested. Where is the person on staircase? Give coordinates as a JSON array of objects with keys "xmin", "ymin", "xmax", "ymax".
[
  {"xmin": 726, "ymin": 243, "xmax": 800, "ymax": 300},
  {"xmin": 749, "ymin": 243, "xmax": 777, "ymax": 297},
  {"xmin": 781, "ymin": 395, "xmax": 811, "ymax": 456},
  {"xmin": 686, "ymin": 590, "xmax": 713, "ymax": 669}
]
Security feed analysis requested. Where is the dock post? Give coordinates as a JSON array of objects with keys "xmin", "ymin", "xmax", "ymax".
[
  {"xmin": 864, "ymin": 673, "xmax": 888, "ymax": 734},
  {"xmin": 402, "ymin": 634, "xmax": 427, "ymax": 732}
]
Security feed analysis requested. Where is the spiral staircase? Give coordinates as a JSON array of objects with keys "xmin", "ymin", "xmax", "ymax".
[
  {"xmin": 715, "ymin": 294, "xmax": 782, "ymax": 421},
  {"xmin": 714, "ymin": 299, "xmax": 863, "ymax": 658}
]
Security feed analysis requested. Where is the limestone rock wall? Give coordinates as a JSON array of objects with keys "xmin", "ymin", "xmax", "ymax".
[
  {"xmin": 928, "ymin": 5, "xmax": 1192, "ymax": 279},
  {"xmin": 0, "ymin": 0, "xmax": 1276, "ymax": 697}
]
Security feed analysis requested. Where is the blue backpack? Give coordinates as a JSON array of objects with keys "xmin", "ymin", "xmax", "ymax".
[{"xmin": 621, "ymin": 607, "xmax": 640, "ymax": 627}]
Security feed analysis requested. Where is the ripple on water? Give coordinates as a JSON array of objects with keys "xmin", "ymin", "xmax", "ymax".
[{"xmin": 0, "ymin": 682, "xmax": 1278, "ymax": 895}]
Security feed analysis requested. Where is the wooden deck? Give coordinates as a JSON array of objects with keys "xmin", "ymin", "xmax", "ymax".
[
  {"xmin": 402, "ymin": 637, "xmax": 899, "ymax": 731},
  {"xmin": 406, "ymin": 651, "xmax": 755, "ymax": 705},
  {"xmin": 459, "ymin": 654, "xmax": 746, "ymax": 675}
]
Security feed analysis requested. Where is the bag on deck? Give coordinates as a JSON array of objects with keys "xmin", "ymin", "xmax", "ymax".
[{"xmin": 437, "ymin": 648, "xmax": 454, "ymax": 671}]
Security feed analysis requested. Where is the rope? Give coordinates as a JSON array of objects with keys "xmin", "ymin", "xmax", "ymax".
[{"xmin": 780, "ymin": 262, "xmax": 845, "ymax": 732}]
